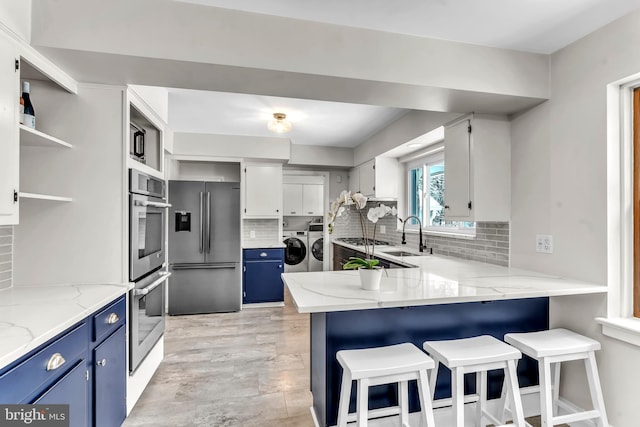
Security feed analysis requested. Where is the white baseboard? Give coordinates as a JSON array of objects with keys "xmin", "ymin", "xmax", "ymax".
[{"xmin": 242, "ymin": 301, "xmax": 285, "ymax": 308}]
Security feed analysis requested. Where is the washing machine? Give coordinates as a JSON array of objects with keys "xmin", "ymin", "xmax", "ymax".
[
  {"xmin": 283, "ymin": 230, "xmax": 308, "ymax": 272},
  {"xmin": 307, "ymin": 223, "xmax": 324, "ymax": 271}
]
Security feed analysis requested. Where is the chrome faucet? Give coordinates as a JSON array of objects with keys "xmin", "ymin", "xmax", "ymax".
[{"xmin": 400, "ymin": 216, "xmax": 425, "ymax": 252}]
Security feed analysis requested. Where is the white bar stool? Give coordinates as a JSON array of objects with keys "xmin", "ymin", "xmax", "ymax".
[
  {"xmin": 336, "ymin": 343, "xmax": 436, "ymax": 427},
  {"xmin": 504, "ymin": 328, "xmax": 609, "ymax": 427},
  {"xmin": 422, "ymin": 335, "xmax": 526, "ymax": 427}
]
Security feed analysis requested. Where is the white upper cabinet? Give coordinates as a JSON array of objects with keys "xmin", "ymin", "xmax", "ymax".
[
  {"xmin": 350, "ymin": 157, "xmax": 400, "ymax": 199},
  {"xmin": 0, "ymin": 29, "xmax": 78, "ymax": 225},
  {"xmin": 444, "ymin": 115, "xmax": 510, "ymax": 222},
  {"xmin": 301, "ymin": 184, "xmax": 323, "ymax": 216},
  {"xmin": 283, "ymin": 183, "xmax": 303, "ymax": 215},
  {"xmin": 0, "ymin": 35, "xmax": 19, "ymax": 224},
  {"xmin": 282, "ymin": 176, "xmax": 324, "ymax": 216},
  {"xmin": 244, "ymin": 163, "xmax": 283, "ymax": 217}
]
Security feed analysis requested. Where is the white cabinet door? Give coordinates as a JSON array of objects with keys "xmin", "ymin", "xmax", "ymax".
[
  {"xmin": 444, "ymin": 116, "xmax": 510, "ymax": 221},
  {"xmin": 244, "ymin": 164, "xmax": 283, "ymax": 217},
  {"xmin": 283, "ymin": 183, "xmax": 303, "ymax": 215},
  {"xmin": 359, "ymin": 160, "xmax": 375, "ymax": 197},
  {"xmin": 302, "ymin": 184, "xmax": 323, "ymax": 215},
  {"xmin": 444, "ymin": 119, "xmax": 471, "ymax": 219},
  {"xmin": 349, "ymin": 167, "xmax": 360, "ymax": 194},
  {"xmin": 0, "ymin": 36, "xmax": 19, "ymax": 225}
]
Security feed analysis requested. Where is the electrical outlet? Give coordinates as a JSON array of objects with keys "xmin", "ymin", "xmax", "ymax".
[
  {"xmin": 250, "ymin": 230, "xmax": 256, "ymax": 239},
  {"xmin": 536, "ymin": 234, "xmax": 553, "ymax": 254},
  {"xmin": 380, "ymin": 225, "xmax": 386, "ymax": 234}
]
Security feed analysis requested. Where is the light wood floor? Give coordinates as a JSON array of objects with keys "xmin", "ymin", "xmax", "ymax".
[{"xmin": 123, "ymin": 290, "xmax": 560, "ymax": 426}]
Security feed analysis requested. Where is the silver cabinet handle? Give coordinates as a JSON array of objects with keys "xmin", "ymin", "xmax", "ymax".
[
  {"xmin": 96, "ymin": 359, "xmax": 107, "ymax": 367},
  {"xmin": 134, "ymin": 272, "xmax": 171, "ymax": 296},
  {"xmin": 260, "ymin": 252, "xmax": 268, "ymax": 257},
  {"xmin": 46, "ymin": 353, "xmax": 66, "ymax": 371},
  {"xmin": 107, "ymin": 313, "xmax": 120, "ymax": 324},
  {"xmin": 134, "ymin": 200, "xmax": 172, "ymax": 208}
]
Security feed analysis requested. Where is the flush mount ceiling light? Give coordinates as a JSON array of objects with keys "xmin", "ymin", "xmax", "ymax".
[{"xmin": 267, "ymin": 113, "xmax": 292, "ymax": 133}]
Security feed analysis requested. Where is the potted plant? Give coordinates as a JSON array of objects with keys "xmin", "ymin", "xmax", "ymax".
[{"xmin": 327, "ymin": 190, "xmax": 397, "ymax": 290}]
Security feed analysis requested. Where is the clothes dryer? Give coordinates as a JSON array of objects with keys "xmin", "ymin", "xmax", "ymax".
[{"xmin": 307, "ymin": 223, "xmax": 324, "ymax": 272}]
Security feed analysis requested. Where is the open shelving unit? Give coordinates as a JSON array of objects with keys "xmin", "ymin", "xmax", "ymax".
[
  {"xmin": 18, "ymin": 59, "xmax": 74, "ymax": 202},
  {"xmin": 19, "ymin": 124, "xmax": 73, "ymax": 148}
]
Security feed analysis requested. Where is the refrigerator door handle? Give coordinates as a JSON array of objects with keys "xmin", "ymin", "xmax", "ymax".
[
  {"xmin": 171, "ymin": 263, "xmax": 237, "ymax": 270},
  {"xmin": 206, "ymin": 192, "xmax": 212, "ymax": 253},
  {"xmin": 199, "ymin": 191, "xmax": 204, "ymax": 254}
]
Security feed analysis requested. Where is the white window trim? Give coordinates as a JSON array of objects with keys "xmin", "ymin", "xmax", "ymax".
[
  {"xmin": 597, "ymin": 73, "xmax": 640, "ymax": 347},
  {"xmin": 402, "ymin": 148, "xmax": 476, "ymax": 237}
]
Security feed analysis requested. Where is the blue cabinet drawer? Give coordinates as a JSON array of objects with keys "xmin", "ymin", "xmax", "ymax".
[
  {"xmin": 92, "ymin": 296, "xmax": 126, "ymax": 343},
  {"xmin": 0, "ymin": 322, "xmax": 89, "ymax": 403},
  {"xmin": 244, "ymin": 248, "xmax": 284, "ymax": 261}
]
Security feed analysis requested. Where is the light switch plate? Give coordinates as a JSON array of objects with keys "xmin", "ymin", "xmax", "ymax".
[{"xmin": 536, "ymin": 234, "xmax": 553, "ymax": 254}]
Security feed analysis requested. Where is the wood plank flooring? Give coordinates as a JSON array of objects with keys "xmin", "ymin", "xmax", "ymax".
[{"xmin": 123, "ymin": 289, "xmax": 560, "ymax": 426}]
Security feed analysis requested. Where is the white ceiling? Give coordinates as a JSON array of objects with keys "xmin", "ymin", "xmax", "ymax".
[{"xmin": 167, "ymin": 0, "xmax": 640, "ymax": 148}]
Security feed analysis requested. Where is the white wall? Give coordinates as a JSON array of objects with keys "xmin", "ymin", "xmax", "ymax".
[
  {"xmin": 129, "ymin": 85, "xmax": 169, "ymax": 123},
  {"xmin": 0, "ymin": 1, "xmax": 30, "ymax": 42},
  {"xmin": 289, "ymin": 144, "xmax": 353, "ymax": 168},
  {"xmin": 510, "ymin": 10, "xmax": 640, "ymax": 426},
  {"xmin": 173, "ymin": 132, "xmax": 290, "ymax": 161},
  {"xmin": 169, "ymin": 161, "xmax": 241, "ymax": 182},
  {"xmin": 354, "ymin": 110, "xmax": 460, "ymax": 165}
]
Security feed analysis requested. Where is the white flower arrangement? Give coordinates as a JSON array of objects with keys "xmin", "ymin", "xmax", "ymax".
[{"xmin": 327, "ymin": 190, "xmax": 397, "ymax": 268}]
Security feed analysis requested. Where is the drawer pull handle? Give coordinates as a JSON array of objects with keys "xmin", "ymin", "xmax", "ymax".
[
  {"xmin": 260, "ymin": 252, "xmax": 267, "ymax": 257},
  {"xmin": 96, "ymin": 359, "xmax": 107, "ymax": 367},
  {"xmin": 46, "ymin": 353, "xmax": 66, "ymax": 371},
  {"xmin": 107, "ymin": 313, "xmax": 120, "ymax": 324}
]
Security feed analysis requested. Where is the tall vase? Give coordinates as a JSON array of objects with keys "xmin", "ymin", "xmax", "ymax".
[{"xmin": 359, "ymin": 267, "xmax": 383, "ymax": 290}]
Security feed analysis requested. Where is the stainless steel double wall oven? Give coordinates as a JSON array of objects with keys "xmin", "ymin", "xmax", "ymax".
[{"xmin": 129, "ymin": 169, "xmax": 171, "ymax": 373}]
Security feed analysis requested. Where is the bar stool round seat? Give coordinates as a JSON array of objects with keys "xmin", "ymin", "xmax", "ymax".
[
  {"xmin": 423, "ymin": 335, "xmax": 526, "ymax": 427},
  {"xmin": 504, "ymin": 328, "xmax": 609, "ymax": 427},
  {"xmin": 336, "ymin": 343, "xmax": 436, "ymax": 427}
]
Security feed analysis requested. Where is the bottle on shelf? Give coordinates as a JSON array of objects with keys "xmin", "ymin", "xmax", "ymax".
[
  {"xmin": 19, "ymin": 93, "xmax": 24, "ymax": 124},
  {"xmin": 22, "ymin": 81, "xmax": 35, "ymax": 129}
]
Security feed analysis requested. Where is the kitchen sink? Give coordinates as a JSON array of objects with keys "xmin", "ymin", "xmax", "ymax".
[{"xmin": 381, "ymin": 250, "xmax": 422, "ymax": 257}]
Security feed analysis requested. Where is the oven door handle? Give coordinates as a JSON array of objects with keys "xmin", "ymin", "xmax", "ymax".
[
  {"xmin": 171, "ymin": 263, "xmax": 236, "ymax": 270},
  {"xmin": 134, "ymin": 200, "xmax": 172, "ymax": 208},
  {"xmin": 134, "ymin": 272, "xmax": 171, "ymax": 296}
]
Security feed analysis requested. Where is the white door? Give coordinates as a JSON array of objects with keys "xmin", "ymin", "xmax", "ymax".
[
  {"xmin": 0, "ymin": 37, "xmax": 19, "ymax": 225},
  {"xmin": 444, "ymin": 119, "xmax": 471, "ymax": 219}
]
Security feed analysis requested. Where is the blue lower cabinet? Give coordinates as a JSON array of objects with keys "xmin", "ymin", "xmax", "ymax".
[
  {"xmin": 243, "ymin": 248, "xmax": 285, "ymax": 304},
  {"xmin": 93, "ymin": 325, "xmax": 126, "ymax": 427},
  {"xmin": 34, "ymin": 360, "xmax": 89, "ymax": 427},
  {"xmin": 0, "ymin": 295, "xmax": 127, "ymax": 427}
]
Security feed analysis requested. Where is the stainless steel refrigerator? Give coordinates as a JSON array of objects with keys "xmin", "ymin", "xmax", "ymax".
[{"xmin": 168, "ymin": 181, "xmax": 241, "ymax": 314}]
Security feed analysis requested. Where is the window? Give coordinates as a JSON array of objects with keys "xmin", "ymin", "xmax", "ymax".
[
  {"xmin": 405, "ymin": 150, "xmax": 475, "ymax": 234},
  {"xmin": 597, "ymin": 74, "xmax": 640, "ymax": 347}
]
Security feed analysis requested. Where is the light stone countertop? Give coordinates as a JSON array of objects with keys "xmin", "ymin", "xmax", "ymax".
[
  {"xmin": 283, "ymin": 242, "xmax": 607, "ymax": 313},
  {"xmin": 0, "ymin": 282, "xmax": 133, "ymax": 370},
  {"xmin": 242, "ymin": 242, "xmax": 286, "ymax": 249}
]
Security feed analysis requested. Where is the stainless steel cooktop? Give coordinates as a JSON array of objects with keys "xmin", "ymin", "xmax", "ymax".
[{"xmin": 336, "ymin": 237, "xmax": 391, "ymax": 246}]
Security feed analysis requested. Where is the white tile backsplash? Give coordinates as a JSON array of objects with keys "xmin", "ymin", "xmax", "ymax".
[
  {"xmin": 243, "ymin": 219, "xmax": 281, "ymax": 247},
  {"xmin": 330, "ymin": 202, "xmax": 510, "ymax": 266},
  {"xmin": 0, "ymin": 226, "xmax": 13, "ymax": 289}
]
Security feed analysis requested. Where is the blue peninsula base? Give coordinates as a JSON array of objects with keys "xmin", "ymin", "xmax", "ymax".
[{"xmin": 310, "ymin": 297, "xmax": 549, "ymax": 427}]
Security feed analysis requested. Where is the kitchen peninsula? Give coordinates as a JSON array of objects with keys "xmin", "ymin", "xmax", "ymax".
[{"xmin": 282, "ymin": 248, "xmax": 607, "ymax": 427}]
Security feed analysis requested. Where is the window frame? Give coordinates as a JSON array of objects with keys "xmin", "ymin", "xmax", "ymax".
[
  {"xmin": 597, "ymin": 74, "xmax": 640, "ymax": 347},
  {"xmin": 403, "ymin": 148, "xmax": 476, "ymax": 236}
]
